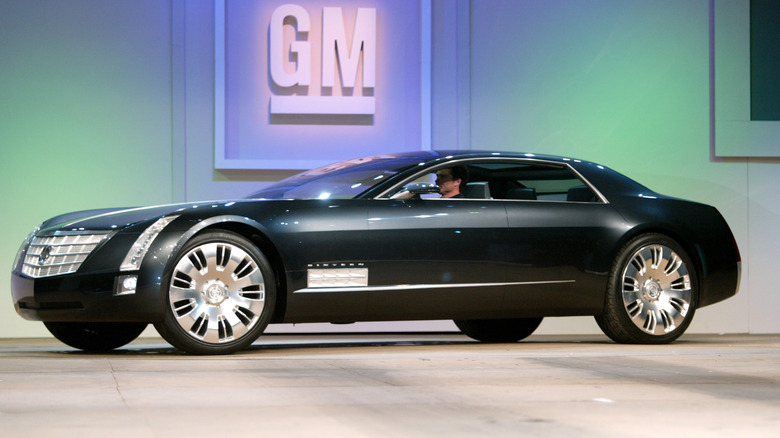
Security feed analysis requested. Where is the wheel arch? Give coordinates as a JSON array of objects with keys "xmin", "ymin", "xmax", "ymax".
[
  {"xmin": 605, "ymin": 224, "xmax": 705, "ymax": 310},
  {"xmin": 171, "ymin": 216, "xmax": 289, "ymax": 324}
]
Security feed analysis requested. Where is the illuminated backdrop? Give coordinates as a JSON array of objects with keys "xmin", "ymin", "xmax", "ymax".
[{"xmin": 216, "ymin": 0, "xmax": 426, "ymax": 169}]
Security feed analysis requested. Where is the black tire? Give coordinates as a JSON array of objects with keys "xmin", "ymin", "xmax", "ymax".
[
  {"xmin": 44, "ymin": 321, "xmax": 148, "ymax": 351},
  {"xmin": 454, "ymin": 317, "xmax": 543, "ymax": 343},
  {"xmin": 153, "ymin": 231, "xmax": 276, "ymax": 354},
  {"xmin": 595, "ymin": 233, "xmax": 697, "ymax": 344}
]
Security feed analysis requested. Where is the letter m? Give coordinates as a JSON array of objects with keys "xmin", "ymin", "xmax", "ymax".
[{"xmin": 321, "ymin": 7, "xmax": 376, "ymax": 88}]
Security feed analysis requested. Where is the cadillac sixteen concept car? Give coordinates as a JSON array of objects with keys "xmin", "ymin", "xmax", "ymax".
[{"xmin": 11, "ymin": 151, "xmax": 741, "ymax": 354}]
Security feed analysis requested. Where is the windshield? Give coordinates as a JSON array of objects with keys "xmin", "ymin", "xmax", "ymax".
[{"xmin": 247, "ymin": 156, "xmax": 424, "ymax": 200}]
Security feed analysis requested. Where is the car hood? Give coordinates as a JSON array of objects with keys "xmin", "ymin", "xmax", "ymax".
[{"xmin": 39, "ymin": 200, "xmax": 239, "ymax": 233}]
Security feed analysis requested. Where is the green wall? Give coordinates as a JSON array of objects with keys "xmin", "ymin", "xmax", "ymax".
[{"xmin": 0, "ymin": 1, "xmax": 175, "ymax": 336}]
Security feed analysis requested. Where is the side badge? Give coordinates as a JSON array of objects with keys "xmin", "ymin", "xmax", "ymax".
[{"xmin": 307, "ymin": 262, "xmax": 368, "ymax": 288}]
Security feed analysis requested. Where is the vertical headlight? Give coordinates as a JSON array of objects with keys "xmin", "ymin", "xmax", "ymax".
[{"xmin": 120, "ymin": 215, "xmax": 179, "ymax": 271}]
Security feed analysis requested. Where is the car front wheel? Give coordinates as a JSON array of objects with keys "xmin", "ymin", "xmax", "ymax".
[
  {"xmin": 154, "ymin": 231, "xmax": 275, "ymax": 354},
  {"xmin": 595, "ymin": 233, "xmax": 697, "ymax": 344}
]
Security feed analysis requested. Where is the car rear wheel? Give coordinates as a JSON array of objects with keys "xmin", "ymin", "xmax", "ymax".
[
  {"xmin": 595, "ymin": 233, "xmax": 697, "ymax": 344},
  {"xmin": 454, "ymin": 317, "xmax": 543, "ymax": 343},
  {"xmin": 154, "ymin": 231, "xmax": 275, "ymax": 354},
  {"xmin": 44, "ymin": 321, "xmax": 148, "ymax": 351}
]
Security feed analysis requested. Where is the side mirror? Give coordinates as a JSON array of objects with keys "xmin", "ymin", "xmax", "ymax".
[{"xmin": 390, "ymin": 182, "xmax": 440, "ymax": 199}]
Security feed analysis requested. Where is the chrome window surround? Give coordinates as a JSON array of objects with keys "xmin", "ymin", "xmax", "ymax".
[
  {"xmin": 22, "ymin": 232, "xmax": 111, "ymax": 278},
  {"xmin": 374, "ymin": 156, "xmax": 609, "ymax": 204}
]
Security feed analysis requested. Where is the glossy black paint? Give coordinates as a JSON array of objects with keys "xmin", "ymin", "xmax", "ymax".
[{"xmin": 11, "ymin": 151, "xmax": 741, "ymax": 328}]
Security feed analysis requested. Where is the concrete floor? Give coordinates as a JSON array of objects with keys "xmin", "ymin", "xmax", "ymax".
[{"xmin": 0, "ymin": 334, "xmax": 778, "ymax": 437}]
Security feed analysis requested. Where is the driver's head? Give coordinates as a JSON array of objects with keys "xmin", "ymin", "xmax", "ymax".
[{"xmin": 436, "ymin": 166, "xmax": 468, "ymax": 198}]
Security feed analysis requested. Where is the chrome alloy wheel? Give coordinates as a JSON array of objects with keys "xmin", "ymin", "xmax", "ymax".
[
  {"xmin": 621, "ymin": 244, "xmax": 692, "ymax": 335},
  {"xmin": 168, "ymin": 241, "xmax": 266, "ymax": 344}
]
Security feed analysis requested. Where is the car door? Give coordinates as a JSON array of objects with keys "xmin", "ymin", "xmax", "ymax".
[
  {"xmin": 268, "ymin": 199, "xmax": 373, "ymax": 323},
  {"xmin": 364, "ymin": 198, "xmax": 508, "ymax": 319},
  {"xmin": 495, "ymin": 164, "xmax": 626, "ymax": 316},
  {"xmin": 501, "ymin": 200, "xmax": 623, "ymax": 315}
]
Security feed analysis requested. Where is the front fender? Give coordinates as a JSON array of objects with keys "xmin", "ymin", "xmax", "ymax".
[{"xmin": 139, "ymin": 215, "xmax": 277, "ymax": 312}]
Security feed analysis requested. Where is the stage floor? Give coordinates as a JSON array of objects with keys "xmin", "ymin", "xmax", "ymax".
[{"xmin": 0, "ymin": 333, "xmax": 778, "ymax": 437}]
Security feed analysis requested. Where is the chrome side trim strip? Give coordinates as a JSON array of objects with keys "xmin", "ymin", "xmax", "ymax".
[{"xmin": 294, "ymin": 279, "xmax": 575, "ymax": 294}]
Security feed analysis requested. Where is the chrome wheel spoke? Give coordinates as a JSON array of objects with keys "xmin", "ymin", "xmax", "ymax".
[
  {"xmin": 236, "ymin": 283, "xmax": 265, "ymax": 301},
  {"xmin": 169, "ymin": 283, "xmax": 197, "ymax": 300}
]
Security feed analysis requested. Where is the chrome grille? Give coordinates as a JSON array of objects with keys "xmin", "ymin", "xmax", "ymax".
[{"xmin": 22, "ymin": 232, "xmax": 110, "ymax": 278}]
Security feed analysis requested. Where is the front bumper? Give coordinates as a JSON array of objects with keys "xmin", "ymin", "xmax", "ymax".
[{"xmin": 11, "ymin": 270, "xmax": 166, "ymax": 323}]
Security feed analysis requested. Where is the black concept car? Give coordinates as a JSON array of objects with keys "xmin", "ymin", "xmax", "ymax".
[{"xmin": 11, "ymin": 151, "xmax": 741, "ymax": 354}]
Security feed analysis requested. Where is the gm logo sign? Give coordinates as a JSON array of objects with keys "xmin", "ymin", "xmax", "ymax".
[
  {"xmin": 216, "ymin": 0, "xmax": 422, "ymax": 169},
  {"xmin": 269, "ymin": 4, "xmax": 376, "ymax": 116}
]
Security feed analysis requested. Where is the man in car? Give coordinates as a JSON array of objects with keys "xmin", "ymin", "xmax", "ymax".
[{"xmin": 435, "ymin": 166, "xmax": 469, "ymax": 198}]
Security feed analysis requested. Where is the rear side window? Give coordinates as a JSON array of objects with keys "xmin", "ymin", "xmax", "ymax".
[{"xmin": 466, "ymin": 162, "xmax": 600, "ymax": 202}]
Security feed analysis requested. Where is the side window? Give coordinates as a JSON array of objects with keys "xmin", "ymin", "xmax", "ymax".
[{"xmin": 466, "ymin": 162, "xmax": 600, "ymax": 203}]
